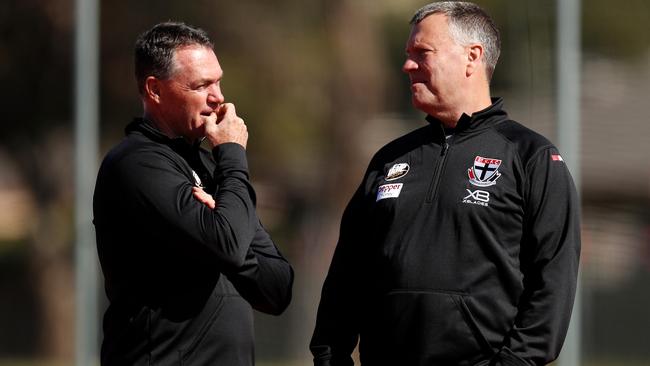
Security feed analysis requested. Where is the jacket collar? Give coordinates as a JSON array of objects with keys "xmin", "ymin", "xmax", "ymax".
[
  {"xmin": 425, "ymin": 97, "xmax": 507, "ymax": 138},
  {"xmin": 125, "ymin": 118, "xmax": 201, "ymax": 153}
]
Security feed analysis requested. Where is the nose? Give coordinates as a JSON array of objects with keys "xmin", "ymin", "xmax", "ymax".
[
  {"xmin": 207, "ymin": 84, "xmax": 224, "ymax": 107},
  {"xmin": 402, "ymin": 58, "xmax": 418, "ymax": 73}
]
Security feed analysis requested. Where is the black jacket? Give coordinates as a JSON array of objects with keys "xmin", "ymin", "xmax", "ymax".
[
  {"xmin": 93, "ymin": 119, "xmax": 293, "ymax": 365},
  {"xmin": 311, "ymin": 99, "xmax": 580, "ymax": 366}
]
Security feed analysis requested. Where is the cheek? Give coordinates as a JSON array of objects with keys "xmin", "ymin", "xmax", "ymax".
[
  {"xmin": 189, "ymin": 93, "xmax": 208, "ymax": 110},
  {"xmin": 433, "ymin": 60, "xmax": 460, "ymax": 84},
  {"xmin": 163, "ymin": 92, "xmax": 189, "ymax": 114},
  {"xmin": 421, "ymin": 62, "xmax": 442, "ymax": 84}
]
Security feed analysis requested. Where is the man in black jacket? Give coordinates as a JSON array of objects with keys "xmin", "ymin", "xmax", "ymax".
[
  {"xmin": 311, "ymin": 2, "xmax": 580, "ymax": 365},
  {"xmin": 93, "ymin": 22, "xmax": 293, "ymax": 365}
]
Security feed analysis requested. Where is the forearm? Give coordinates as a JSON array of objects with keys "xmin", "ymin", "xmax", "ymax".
[
  {"xmin": 310, "ymin": 274, "xmax": 359, "ymax": 366},
  {"xmin": 226, "ymin": 221, "xmax": 294, "ymax": 315},
  {"xmin": 496, "ymin": 148, "xmax": 581, "ymax": 365},
  {"xmin": 498, "ymin": 239, "xmax": 580, "ymax": 365},
  {"xmin": 188, "ymin": 143, "xmax": 258, "ymax": 268}
]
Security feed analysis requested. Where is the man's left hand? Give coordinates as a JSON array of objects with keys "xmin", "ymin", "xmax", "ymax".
[{"xmin": 192, "ymin": 186, "xmax": 216, "ymax": 209}]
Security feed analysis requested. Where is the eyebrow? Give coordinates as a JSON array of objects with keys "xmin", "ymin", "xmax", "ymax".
[
  {"xmin": 406, "ymin": 42, "xmax": 434, "ymax": 53},
  {"xmin": 193, "ymin": 77, "xmax": 221, "ymax": 85}
]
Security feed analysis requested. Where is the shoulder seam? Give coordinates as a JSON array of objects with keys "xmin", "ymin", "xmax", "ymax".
[
  {"xmin": 492, "ymin": 121, "xmax": 554, "ymax": 174},
  {"xmin": 524, "ymin": 146, "xmax": 555, "ymax": 173}
]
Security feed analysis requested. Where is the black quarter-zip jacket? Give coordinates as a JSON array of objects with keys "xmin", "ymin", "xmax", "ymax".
[
  {"xmin": 311, "ymin": 99, "xmax": 580, "ymax": 366},
  {"xmin": 93, "ymin": 119, "xmax": 293, "ymax": 366}
]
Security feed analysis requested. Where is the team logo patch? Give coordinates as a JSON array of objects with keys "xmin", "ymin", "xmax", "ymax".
[
  {"xmin": 468, "ymin": 156, "xmax": 502, "ymax": 187},
  {"xmin": 376, "ymin": 183, "xmax": 403, "ymax": 201},
  {"xmin": 192, "ymin": 170, "xmax": 203, "ymax": 187},
  {"xmin": 385, "ymin": 163, "xmax": 410, "ymax": 181}
]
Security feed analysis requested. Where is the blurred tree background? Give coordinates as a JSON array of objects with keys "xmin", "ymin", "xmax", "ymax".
[{"xmin": 0, "ymin": 0, "xmax": 648, "ymax": 365}]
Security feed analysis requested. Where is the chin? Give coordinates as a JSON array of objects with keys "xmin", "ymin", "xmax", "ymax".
[
  {"xmin": 412, "ymin": 97, "xmax": 433, "ymax": 114},
  {"xmin": 412, "ymin": 89, "xmax": 441, "ymax": 110}
]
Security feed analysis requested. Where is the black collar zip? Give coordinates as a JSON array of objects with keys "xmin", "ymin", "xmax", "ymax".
[
  {"xmin": 126, "ymin": 118, "xmax": 214, "ymax": 189},
  {"xmin": 426, "ymin": 97, "xmax": 507, "ymax": 140}
]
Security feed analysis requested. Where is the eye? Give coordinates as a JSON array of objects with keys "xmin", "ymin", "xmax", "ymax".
[
  {"xmin": 191, "ymin": 80, "xmax": 213, "ymax": 90},
  {"xmin": 406, "ymin": 48, "xmax": 431, "ymax": 61},
  {"xmin": 194, "ymin": 80, "xmax": 220, "ymax": 91}
]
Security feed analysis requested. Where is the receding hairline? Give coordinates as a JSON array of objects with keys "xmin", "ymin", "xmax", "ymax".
[
  {"xmin": 167, "ymin": 44, "xmax": 219, "ymax": 77},
  {"xmin": 407, "ymin": 2, "xmax": 501, "ymax": 81},
  {"xmin": 134, "ymin": 21, "xmax": 215, "ymax": 93}
]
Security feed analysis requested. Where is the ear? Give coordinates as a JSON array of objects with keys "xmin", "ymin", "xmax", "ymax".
[
  {"xmin": 466, "ymin": 44, "xmax": 484, "ymax": 77},
  {"xmin": 144, "ymin": 76, "xmax": 162, "ymax": 104}
]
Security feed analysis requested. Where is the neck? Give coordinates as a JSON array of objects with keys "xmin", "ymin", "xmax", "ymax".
[
  {"xmin": 466, "ymin": 92, "xmax": 493, "ymax": 117},
  {"xmin": 438, "ymin": 90, "xmax": 492, "ymax": 128},
  {"xmin": 142, "ymin": 109, "xmax": 179, "ymax": 140}
]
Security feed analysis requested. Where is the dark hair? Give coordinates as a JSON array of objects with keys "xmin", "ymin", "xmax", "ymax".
[
  {"xmin": 411, "ymin": 2, "xmax": 501, "ymax": 81},
  {"xmin": 134, "ymin": 21, "xmax": 213, "ymax": 94}
]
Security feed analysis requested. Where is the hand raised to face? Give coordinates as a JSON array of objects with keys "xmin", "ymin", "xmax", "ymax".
[{"xmin": 204, "ymin": 102, "xmax": 248, "ymax": 149}]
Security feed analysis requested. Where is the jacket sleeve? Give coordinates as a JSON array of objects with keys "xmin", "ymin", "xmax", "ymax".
[
  {"xmin": 119, "ymin": 142, "xmax": 257, "ymax": 272},
  {"xmin": 493, "ymin": 147, "xmax": 581, "ymax": 366},
  {"xmin": 226, "ymin": 219, "xmax": 294, "ymax": 315},
  {"xmin": 310, "ymin": 183, "xmax": 369, "ymax": 366}
]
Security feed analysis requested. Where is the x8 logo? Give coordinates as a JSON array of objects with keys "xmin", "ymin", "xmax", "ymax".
[{"xmin": 464, "ymin": 189, "xmax": 490, "ymax": 203}]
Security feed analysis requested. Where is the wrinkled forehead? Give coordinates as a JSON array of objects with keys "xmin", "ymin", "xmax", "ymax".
[
  {"xmin": 406, "ymin": 14, "xmax": 452, "ymax": 46},
  {"xmin": 170, "ymin": 45, "xmax": 222, "ymax": 78}
]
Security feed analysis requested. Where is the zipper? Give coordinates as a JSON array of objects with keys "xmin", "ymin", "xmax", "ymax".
[{"xmin": 425, "ymin": 127, "xmax": 451, "ymax": 203}]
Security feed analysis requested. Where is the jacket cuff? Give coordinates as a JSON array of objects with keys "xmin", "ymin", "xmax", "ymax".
[{"xmin": 212, "ymin": 143, "xmax": 249, "ymax": 181}]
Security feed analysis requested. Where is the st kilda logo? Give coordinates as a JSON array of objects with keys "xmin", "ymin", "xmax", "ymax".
[{"xmin": 468, "ymin": 156, "xmax": 502, "ymax": 187}]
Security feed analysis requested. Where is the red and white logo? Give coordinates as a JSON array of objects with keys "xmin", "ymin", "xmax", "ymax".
[{"xmin": 468, "ymin": 156, "xmax": 502, "ymax": 187}]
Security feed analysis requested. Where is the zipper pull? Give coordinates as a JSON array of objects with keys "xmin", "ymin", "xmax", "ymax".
[{"xmin": 441, "ymin": 142, "xmax": 449, "ymax": 156}]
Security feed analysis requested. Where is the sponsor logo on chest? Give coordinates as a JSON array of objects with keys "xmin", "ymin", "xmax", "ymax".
[
  {"xmin": 462, "ymin": 189, "xmax": 490, "ymax": 206},
  {"xmin": 463, "ymin": 155, "xmax": 503, "ymax": 207},
  {"xmin": 385, "ymin": 163, "xmax": 410, "ymax": 181},
  {"xmin": 376, "ymin": 183, "xmax": 403, "ymax": 201}
]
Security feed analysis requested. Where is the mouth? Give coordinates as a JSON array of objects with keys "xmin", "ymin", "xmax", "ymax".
[{"xmin": 410, "ymin": 81, "xmax": 426, "ymax": 92}]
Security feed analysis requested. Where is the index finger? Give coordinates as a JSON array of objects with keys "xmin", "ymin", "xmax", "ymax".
[{"xmin": 217, "ymin": 102, "xmax": 236, "ymax": 117}]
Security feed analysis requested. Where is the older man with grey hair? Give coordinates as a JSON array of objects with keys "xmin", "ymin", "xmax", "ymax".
[{"xmin": 311, "ymin": 2, "xmax": 580, "ymax": 365}]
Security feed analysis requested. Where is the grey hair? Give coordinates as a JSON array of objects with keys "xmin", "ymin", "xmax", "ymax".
[
  {"xmin": 134, "ymin": 22, "xmax": 214, "ymax": 95},
  {"xmin": 410, "ymin": 2, "xmax": 501, "ymax": 81}
]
